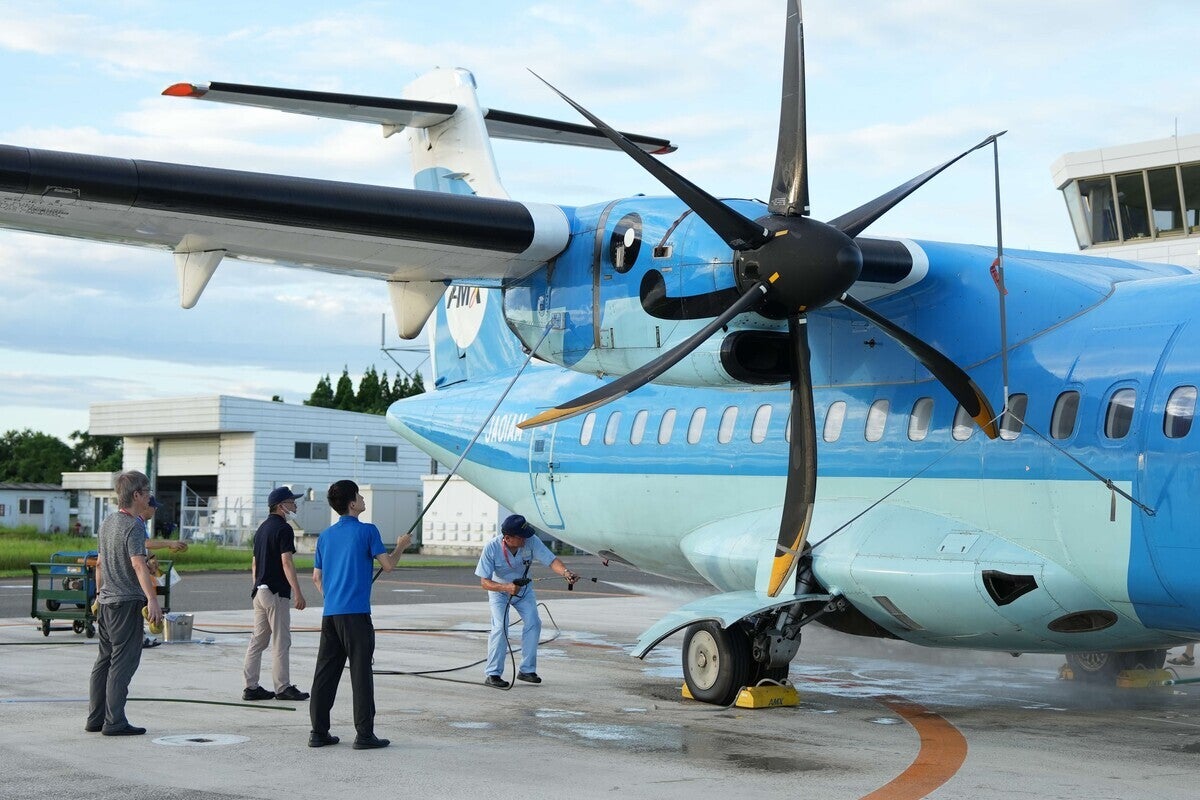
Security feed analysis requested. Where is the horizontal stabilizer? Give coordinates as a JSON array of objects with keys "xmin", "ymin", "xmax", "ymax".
[
  {"xmin": 164, "ymin": 81, "xmax": 676, "ymax": 154},
  {"xmin": 631, "ymin": 589, "xmax": 832, "ymax": 658}
]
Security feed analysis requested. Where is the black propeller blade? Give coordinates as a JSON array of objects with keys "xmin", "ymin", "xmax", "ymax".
[
  {"xmin": 768, "ymin": 0, "xmax": 808, "ymax": 217},
  {"xmin": 529, "ymin": 72, "xmax": 770, "ymax": 252},
  {"xmin": 769, "ymin": 314, "xmax": 817, "ymax": 595},
  {"xmin": 838, "ymin": 293, "xmax": 998, "ymax": 438},
  {"xmin": 827, "ymin": 132, "xmax": 1005, "ymax": 239}
]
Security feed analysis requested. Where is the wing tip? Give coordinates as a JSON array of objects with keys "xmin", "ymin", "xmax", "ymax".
[{"xmin": 162, "ymin": 82, "xmax": 207, "ymax": 98}]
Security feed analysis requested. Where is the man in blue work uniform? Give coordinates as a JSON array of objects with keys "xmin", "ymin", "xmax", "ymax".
[{"xmin": 476, "ymin": 514, "xmax": 577, "ymax": 688}]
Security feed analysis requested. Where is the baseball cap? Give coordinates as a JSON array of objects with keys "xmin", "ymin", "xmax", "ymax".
[
  {"xmin": 501, "ymin": 514, "xmax": 534, "ymax": 538},
  {"xmin": 268, "ymin": 486, "xmax": 303, "ymax": 507},
  {"xmin": 148, "ymin": 496, "xmax": 160, "ymax": 509}
]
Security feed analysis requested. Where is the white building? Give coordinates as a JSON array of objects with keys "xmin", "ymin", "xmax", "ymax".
[
  {"xmin": 0, "ymin": 483, "xmax": 69, "ymax": 533},
  {"xmin": 62, "ymin": 394, "xmax": 509, "ymax": 554},
  {"xmin": 1051, "ymin": 133, "xmax": 1200, "ymax": 269}
]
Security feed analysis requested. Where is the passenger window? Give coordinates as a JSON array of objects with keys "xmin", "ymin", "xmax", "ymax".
[
  {"xmin": 1050, "ymin": 391, "xmax": 1080, "ymax": 439},
  {"xmin": 999, "ymin": 393, "xmax": 1028, "ymax": 441},
  {"xmin": 603, "ymin": 411, "xmax": 622, "ymax": 445},
  {"xmin": 687, "ymin": 408, "xmax": 707, "ymax": 444},
  {"xmin": 865, "ymin": 399, "xmax": 889, "ymax": 442},
  {"xmin": 1165, "ymin": 386, "xmax": 1197, "ymax": 439},
  {"xmin": 751, "ymin": 405, "xmax": 772, "ymax": 444},
  {"xmin": 579, "ymin": 412, "xmax": 596, "ymax": 446},
  {"xmin": 658, "ymin": 408, "xmax": 677, "ymax": 444},
  {"xmin": 908, "ymin": 397, "xmax": 933, "ymax": 441},
  {"xmin": 952, "ymin": 405, "xmax": 972, "ymax": 441},
  {"xmin": 717, "ymin": 406, "xmax": 738, "ymax": 444},
  {"xmin": 1104, "ymin": 388, "xmax": 1136, "ymax": 439},
  {"xmin": 630, "ymin": 410, "xmax": 649, "ymax": 445},
  {"xmin": 785, "ymin": 412, "xmax": 791, "ymax": 443},
  {"xmin": 823, "ymin": 401, "xmax": 846, "ymax": 442}
]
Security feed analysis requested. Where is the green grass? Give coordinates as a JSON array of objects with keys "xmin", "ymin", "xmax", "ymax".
[{"xmin": 0, "ymin": 527, "xmax": 469, "ymax": 577}]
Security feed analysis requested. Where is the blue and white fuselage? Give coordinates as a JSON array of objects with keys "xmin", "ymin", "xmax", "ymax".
[{"xmin": 389, "ymin": 206, "xmax": 1200, "ymax": 657}]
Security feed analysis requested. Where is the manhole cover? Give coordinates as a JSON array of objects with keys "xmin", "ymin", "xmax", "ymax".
[{"xmin": 153, "ymin": 733, "xmax": 250, "ymax": 747}]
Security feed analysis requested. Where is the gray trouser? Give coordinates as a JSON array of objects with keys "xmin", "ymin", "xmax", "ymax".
[
  {"xmin": 87, "ymin": 600, "xmax": 145, "ymax": 731},
  {"xmin": 243, "ymin": 588, "xmax": 292, "ymax": 691}
]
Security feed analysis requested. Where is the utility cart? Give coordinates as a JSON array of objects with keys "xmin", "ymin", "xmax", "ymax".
[{"xmin": 30, "ymin": 551, "xmax": 173, "ymax": 638}]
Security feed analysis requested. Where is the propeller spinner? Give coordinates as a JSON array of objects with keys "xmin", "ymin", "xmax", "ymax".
[{"xmin": 521, "ymin": 0, "xmax": 999, "ymax": 597}]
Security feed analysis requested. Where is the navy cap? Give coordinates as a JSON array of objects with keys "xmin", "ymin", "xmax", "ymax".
[
  {"xmin": 148, "ymin": 496, "xmax": 160, "ymax": 509},
  {"xmin": 501, "ymin": 514, "xmax": 534, "ymax": 538},
  {"xmin": 268, "ymin": 486, "xmax": 303, "ymax": 508}
]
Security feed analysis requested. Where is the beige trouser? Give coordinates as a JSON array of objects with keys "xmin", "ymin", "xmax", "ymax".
[{"xmin": 242, "ymin": 588, "xmax": 292, "ymax": 692}]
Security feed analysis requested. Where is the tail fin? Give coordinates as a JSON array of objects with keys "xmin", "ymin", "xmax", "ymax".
[{"xmin": 430, "ymin": 285, "xmax": 527, "ymax": 389}]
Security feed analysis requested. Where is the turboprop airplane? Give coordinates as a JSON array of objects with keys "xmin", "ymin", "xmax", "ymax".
[{"xmin": 3, "ymin": 1, "xmax": 1199, "ymax": 704}]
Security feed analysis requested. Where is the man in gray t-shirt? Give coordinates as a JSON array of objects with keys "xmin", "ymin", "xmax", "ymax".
[{"xmin": 86, "ymin": 470, "xmax": 163, "ymax": 736}]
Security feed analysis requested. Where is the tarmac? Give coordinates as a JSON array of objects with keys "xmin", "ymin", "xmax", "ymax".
[{"xmin": 4, "ymin": 589, "xmax": 1200, "ymax": 800}]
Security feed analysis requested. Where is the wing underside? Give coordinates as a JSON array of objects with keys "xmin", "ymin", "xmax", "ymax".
[{"xmin": 0, "ymin": 144, "xmax": 568, "ymax": 283}]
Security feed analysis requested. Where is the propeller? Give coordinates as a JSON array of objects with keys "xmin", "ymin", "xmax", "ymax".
[{"xmin": 520, "ymin": 0, "xmax": 999, "ymax": 596}]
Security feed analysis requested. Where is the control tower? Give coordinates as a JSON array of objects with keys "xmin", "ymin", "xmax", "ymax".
[{"xmin": 1051, "ymin": 134, "xmax": 1200, "ymax": 269}]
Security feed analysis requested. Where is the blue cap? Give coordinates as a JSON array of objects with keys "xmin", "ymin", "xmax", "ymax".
[
  {"xmin": 148, "ymin": 496, "xmax": 160, "ymax": 509},
  {"xmin": 501, "ymin": 514, "xmax": 534, "ymax": 538},
  {"xmin": 268, "ymin": 486, "xmax": 302, "ymax": 508}
]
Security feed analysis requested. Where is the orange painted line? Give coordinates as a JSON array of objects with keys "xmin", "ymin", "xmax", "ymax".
[{"xmin": 860, "ymin": 696, "xmax": 968, "ymax": 800}]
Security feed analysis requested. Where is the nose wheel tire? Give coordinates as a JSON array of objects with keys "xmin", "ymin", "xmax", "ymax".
[{"xmin": 682, "ymin": 622, "xmax": 753, "ymax": 705}]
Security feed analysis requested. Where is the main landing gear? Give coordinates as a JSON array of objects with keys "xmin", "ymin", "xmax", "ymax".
[
  {"xmin": 680, "ymin": 596, "xmax": 842, "ymax": 705},
  {"xmin": 1064, "ymin": 649, "xmax": 1167, "ymax": 683}
]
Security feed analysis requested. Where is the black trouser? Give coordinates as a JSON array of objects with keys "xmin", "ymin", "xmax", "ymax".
[
  {"xmin": 87, "ymin": 599, "xmax": 145, "ymax": 731},
  {"xmin": 309, "ymin": 613, "xmax": 376, "ymax": 738}
]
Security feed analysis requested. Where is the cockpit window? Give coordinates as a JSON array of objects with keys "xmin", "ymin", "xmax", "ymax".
[{"xmin": 1165, "ymin": 386, "xmax": 1197, "ymax": 439}]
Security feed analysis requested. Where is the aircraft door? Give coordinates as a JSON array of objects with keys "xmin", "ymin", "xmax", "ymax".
[{"xmin": 529, "ymin": 424, "xmax": 564, "ymax": 529}]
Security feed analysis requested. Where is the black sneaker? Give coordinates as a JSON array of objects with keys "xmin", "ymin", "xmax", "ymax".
[
  {"xmin": 242, "ymin": 686, "xmax": 275, "ymax": 701},
  {"xmin": 101, "ymin": 724, "xmax": 146, "ymax": 736},
  {"xmin": 275, "ymin": 685, "xmax": 310, "ymax": 701},
  {"xmin": 308, "ymin": 731, "xmax": 340, "ymax": 748},
  {"xmin": 484, "ymin": 675, "xmax": 509, "ymax": 689},
  {"xmin": 352, "ymin": 734, "xmax": 391, "ymax": 750},
  {"xmin": 517, "ymin": 672, "xmax": 542, "ymax": 684}
]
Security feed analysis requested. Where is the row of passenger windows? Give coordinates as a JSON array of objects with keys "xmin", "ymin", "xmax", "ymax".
[{"xmin": 576, "ymin": 386, "xmax": 1199, "ymax": 446}]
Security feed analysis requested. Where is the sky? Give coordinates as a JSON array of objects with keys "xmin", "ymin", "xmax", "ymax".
[{"xmin": 1, "ymin": 0, "xmax": 1198, "ymax": 441}]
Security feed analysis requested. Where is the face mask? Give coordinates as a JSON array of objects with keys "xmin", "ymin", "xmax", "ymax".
[{"xmin": 284, "ymin": 509, "xmax": 297, "ymax": 521}]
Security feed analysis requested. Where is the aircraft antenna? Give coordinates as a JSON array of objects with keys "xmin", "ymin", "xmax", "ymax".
[{"xmin": 990, "ymin": 134, "xmax": 1011, "ymax": 414}]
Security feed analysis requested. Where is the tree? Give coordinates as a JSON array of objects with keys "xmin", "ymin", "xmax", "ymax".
[
  {"xmin": 69, "ymin": 430, "xmax": 123, "ymax": 472},
  {"xmin": 356, "ymin": 366, "xmax": 384, "ymax": 414},
  {"xmin": 0, "ymin": 429, "xmax": 73, "ymax": 484},
  {"xmin": 332, "ymin": 367, "xmax": 356, "ymax": 411},
  {"xmin": 305, "ymin": 374, "xmax": 334, "ymax": 408}
]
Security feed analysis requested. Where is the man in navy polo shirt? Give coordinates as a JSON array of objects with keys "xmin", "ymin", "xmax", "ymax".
[{"xmin": 307, "ymin": 480, "xmax": 412, "ymax": 750}]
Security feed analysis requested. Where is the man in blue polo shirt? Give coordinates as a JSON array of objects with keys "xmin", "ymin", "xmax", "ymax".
[
  {"xmin": 476, "ymin": 514, "xmax": 577, "ymax": 688},
  {"xmin": 308, "ymin": 480, "xmax": 412, "ymax": 750}
]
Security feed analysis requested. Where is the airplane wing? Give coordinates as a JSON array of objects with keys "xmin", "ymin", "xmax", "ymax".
[
  {"xmin": 0, "ymin": 143, "xmax": 568, "ymax": 331},
  {"xmin": 163, "ymin": 81, "xmax": 678, "ymax": 154}
]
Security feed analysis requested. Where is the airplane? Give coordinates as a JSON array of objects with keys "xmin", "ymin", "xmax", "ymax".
[{"xmin": 2, "ymin": 1, "xmax": 1198, "ymax": 704}]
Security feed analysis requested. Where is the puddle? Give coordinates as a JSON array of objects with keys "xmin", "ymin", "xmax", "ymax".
[{"xmin": 153, "ymin": 733, "xmax": 249, "ymax": 747}]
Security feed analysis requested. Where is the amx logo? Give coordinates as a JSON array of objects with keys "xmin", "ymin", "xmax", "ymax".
[{"xmin": 445, "ymin": 285, "xmax": 487, "ymax": 348}]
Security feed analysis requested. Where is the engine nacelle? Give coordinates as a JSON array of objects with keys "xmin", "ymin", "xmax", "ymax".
[{"xmin": 503, "ymin": 196, "xmax": 791, "ymax": 388}]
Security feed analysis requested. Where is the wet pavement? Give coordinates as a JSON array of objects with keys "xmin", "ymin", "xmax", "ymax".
[{"xmin": 2, "ymin": 588, "xmax": 1199, "ymax": 799}]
